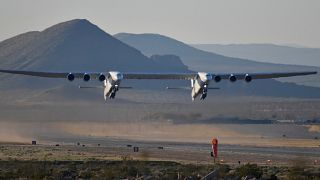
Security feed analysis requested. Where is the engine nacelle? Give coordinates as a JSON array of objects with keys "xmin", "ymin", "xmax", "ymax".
[
  {"xmin": 229, "ymin": 74, "xmax": 237, "ymax": 82},
  {"xmin": 245, "ymin": 74, "xmax": 252, "ymax": 83},
  {"xmin": 83, "ymin": 73, "xmax": 90, "ymax": 82},
  {"xmin": 98, "ymin": 73, "xmax": 106, "ymax": 82},
  {"xmin": 67, "ymin": 73, "xmax": 75, "ymax": 81},
  {"xmin": 214, "ymin": 75, "xmax": 221, "ymax": 82}
]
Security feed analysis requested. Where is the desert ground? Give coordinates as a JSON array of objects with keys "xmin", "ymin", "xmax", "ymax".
[
  {"xmin": 0, "ymin": 91, "xmax": 319, "ymax": 164},
  {"xmin": 1, "ymin": 137, "xmax": 319, "ymax": 179},
  {"xmin": 1, "ymin": 136, "xmax": 319, "ymax": 166},
  {"xmin": 0, "ymin": 90, "xmax": 320, "ymax": 178}
]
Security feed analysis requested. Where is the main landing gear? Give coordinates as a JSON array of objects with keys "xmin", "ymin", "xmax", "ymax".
[
  {"xmin": 200, "ymin": 84, "xmax": 208, "ymax": 100},
  {"xmin": 108, "ymin": 85, "xmax": 119, "ymax": 99}
]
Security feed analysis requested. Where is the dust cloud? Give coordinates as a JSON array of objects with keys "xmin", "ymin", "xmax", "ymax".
[
  {"xmin": 307, "ymin": 125, "xmax": 320, "ymax": 133},
  {"xmin": 1, "ymin": 120, "xmax": 318, "ymax": 147}
]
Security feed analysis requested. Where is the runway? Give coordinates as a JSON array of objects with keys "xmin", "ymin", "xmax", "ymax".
[{"xmin": 2, "ymin": 136, "xmax": 318, "ymax": 166}]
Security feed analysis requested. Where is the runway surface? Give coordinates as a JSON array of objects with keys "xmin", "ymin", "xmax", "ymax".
[{"xmin": 5, "ymin": 136, "xmax": 314, "ymax": 166}]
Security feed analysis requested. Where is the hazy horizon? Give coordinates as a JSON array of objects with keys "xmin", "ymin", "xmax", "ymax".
[{"xmin": 1, "ymin": 0, "xmax": 320, "ymax": 48}]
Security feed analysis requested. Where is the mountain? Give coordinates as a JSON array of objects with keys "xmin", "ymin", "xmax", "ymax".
[
  {"xmin": 191, "ymin": 44, "xmax": 320, "ymax": 67},
  {"xmin": 0, "ymin": 19, "xmax": 189, "ymax": 73},
  {"xmin": 0, "ymin": 19, "xmax": 190, "ymax": 100},
  {"xmin": 0, "ymin": 19, "xmax": 189, "ymax": 91},
  {"xmin": 114, "ymin": 33, "xmax": 320, "ymax": 88},
  {"xmin": 0, "ymin": 19, "xmax": 319, "ymax": 101},
  {"xmin": 114, "ymin": 33, "xmax": 267, "ymax": 72}
]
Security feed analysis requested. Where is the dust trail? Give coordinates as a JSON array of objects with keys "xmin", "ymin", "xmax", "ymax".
[
  {"xmin": 55, "ymin": 121, "xmax": 250, "ymax": 143},
  {"xmin": 307, "ymin": 125, "xmax": 320, "ymax": 133},
  {"xmin": 0, "ymin": 121, "xmax": 318, "ymax": 147},
  {"xmin": 0, "ymin": 122, "xmax": 33, "ymax": 143},
  {"xmin": 0, "ymin": 121, "xmax": 65, "ymax": 143}
]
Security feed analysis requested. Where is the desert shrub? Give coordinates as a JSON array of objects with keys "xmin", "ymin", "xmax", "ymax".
[
  {"xmin": 286, "ymin": 159, "xmax": 309, "ymax": 180},
  {"xmin": 14, "ymin": 161, "xmax": 48, "ymax": 179},
  {"xmin": 121, "ymin": 164, "xmax": 138, "ymax": 177},
  {"xmin": 79, "ymin": 169, "xmax": 94, "ymax": 179},
  {"xmin": 216, "ymin": 164, "xmax": 231, "ymax": 178},
  {"xmin": 103, "ymin": 168, "xmax": 116, "ymax": 179},
  {"xmin": 235, "ymin": 163, "xmax": 263, "ymax": 178}
]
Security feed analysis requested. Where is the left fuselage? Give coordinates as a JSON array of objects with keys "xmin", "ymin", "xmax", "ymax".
[{"xmin": 103, "ymin": 71, "xmax": 123, "ymax": 100}]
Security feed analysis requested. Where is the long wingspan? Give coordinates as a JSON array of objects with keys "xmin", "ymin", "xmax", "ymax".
[
  {"xmin": 0, "ymin": 69, "xmax": 317, "ymax": 80},
  {"xmin": 0, "ymin": 69, "xmax": 317, "ymax": 101}
]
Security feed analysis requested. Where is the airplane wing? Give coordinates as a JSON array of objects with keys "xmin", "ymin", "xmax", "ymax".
[
  {"xmin": 215, "ymin": 71, "xmax": 317, "ymax": 80},
  {"xmin": 0, "ymin": 69, "xmax": 316, "ymax": 101},
  {"xmin": 0, "ymin": 69, "xmax": 196, "ymax": 80},
  {"xmin": 0, "ymin": 69, "xmax": 317, "ymax": 80},
  {"xmin": 0, "ymin": 69, "xmax": 99, "ymax": 79},
  {"xmin": 123, "ymin": 71, "xmax": 317, "ymax": 80},
  {"xmin": 123, "ymin": 73, "xmax": 196, "ymax": 80}
]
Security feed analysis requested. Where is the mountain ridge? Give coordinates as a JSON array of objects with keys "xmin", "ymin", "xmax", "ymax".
[
  {"xmin": 192, "ymin": 43, "xmax": 320, "ymax": 67},
  {"xmin": 0, "ymin": 19, "xmax": 319, "ymax": 100},
  {"xmin": 0, "ymin": 19, "xmax": 190, "ymax": 92},
  {"xmin": 0, "ymin": 19, "xmax": 189, "ymax": 73},
  {"xmin": 114, "ymin": 32, "xmax": 320, "ymax": 88}
]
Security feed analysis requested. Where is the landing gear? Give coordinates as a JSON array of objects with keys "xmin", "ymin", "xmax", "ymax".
[
  {"xmin": 200, "ymin": 84, "xmax": 208, "ymax": 100},
  {"xmin": 200, "ymin": 93, "xmax": 207, "ymax": 100},
  {"xmin": 108, "ymin": 85, "xmax": 119, "ymax": 99},
  {"xmin": 109, "ymin": 92, "xmax": 116, "ymax": 99}
]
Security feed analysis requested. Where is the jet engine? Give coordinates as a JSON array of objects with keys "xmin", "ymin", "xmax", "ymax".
[
  {"xmin": 229, "ymin": 74, "xmax": 237, "ymax": 82},
  {"xmin": 245, "ymin": 74, "xmax": 252, "ymax": 82},
  {"xmin": 214, "ymin": 75, "xmax": 221, "ymax": 82},
  {"xmin": 67, "ymin": 73, "xmax": 75, "ymax": 81},
  {"xmin": 83, "ymin": 73, "xmax": 91, "ymax": 82},
  {"xmin": 98, "ymin": 73, "xmax": 106, "ymax": 82}
]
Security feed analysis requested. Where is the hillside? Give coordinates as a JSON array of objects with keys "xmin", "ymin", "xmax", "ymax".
[
  {"xmin": 192, "ymin": 44, "xmax": 320, "ymax": 67},
  {"xmin": 0, "ymin": 19, "xmax": 190, "ymax": 73},
  {"xmin": 115, "ymin": 33, "xmax": 320, "ymax": 88},
  {"xmin": 0, "ymin": 19, "xmax": 189, "ymax": 91},
  {"xmin": 0, "ymin": 20, "xmax": 319, "ymax": 102}
]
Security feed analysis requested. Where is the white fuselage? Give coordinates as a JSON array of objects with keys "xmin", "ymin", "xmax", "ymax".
[
  {"xmin": 191, "ymin": 72, "xmax": 212, "ymax": 100},
  {"xmin": 103, "ymin": 71, "xmax": 123, "ymax": 100}
]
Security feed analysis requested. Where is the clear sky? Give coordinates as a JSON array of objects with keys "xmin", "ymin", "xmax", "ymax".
[{"xmin": 0, "ymin": 0, "xmax": 319, "ymax": 47}]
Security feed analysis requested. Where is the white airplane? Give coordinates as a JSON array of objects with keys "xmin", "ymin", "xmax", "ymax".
[{"xmin": 0, "ymin": 69, "xmax": 317, "ymax": 101}]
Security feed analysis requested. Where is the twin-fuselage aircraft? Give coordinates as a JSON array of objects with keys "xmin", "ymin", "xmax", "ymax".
[{"xmin": 0, "ymin": 69, "xmax": 317, "ymax": 101}]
